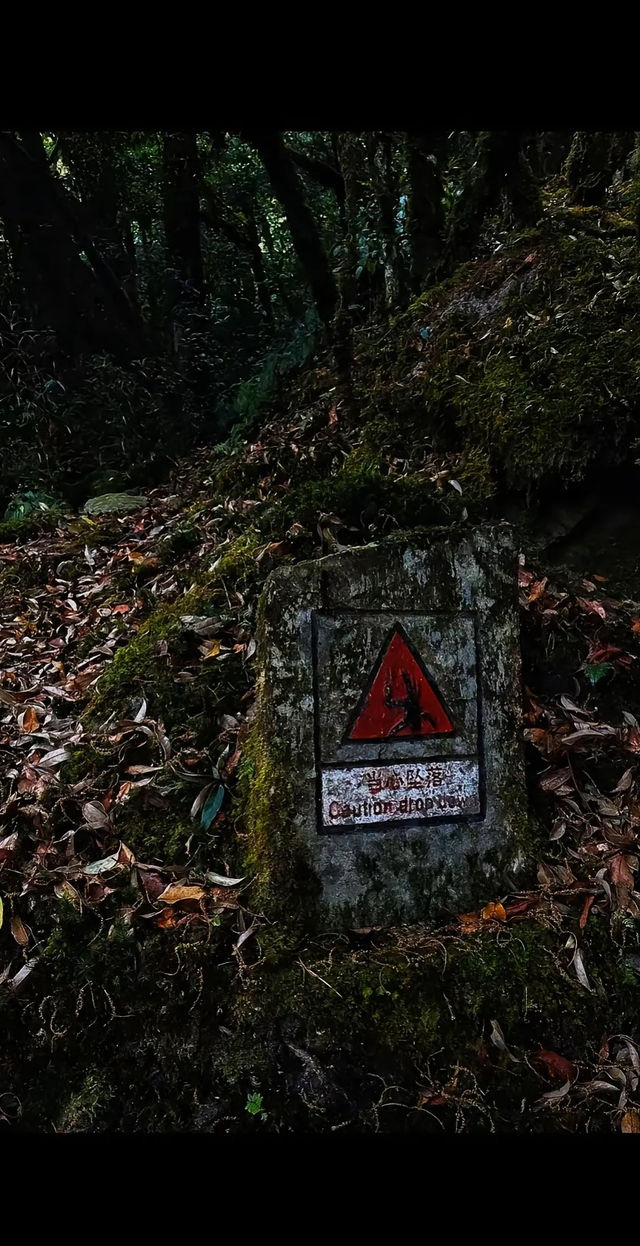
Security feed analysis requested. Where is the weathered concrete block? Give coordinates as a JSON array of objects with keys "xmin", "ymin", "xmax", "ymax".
[{"xmin": 248, "ymin": 526, "xmax": 526, "ymax": 929}]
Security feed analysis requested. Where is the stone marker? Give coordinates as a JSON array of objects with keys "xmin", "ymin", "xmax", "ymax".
[{"xmin": 250, "ymin": 526, "xmax": 526, "ymax": 928}]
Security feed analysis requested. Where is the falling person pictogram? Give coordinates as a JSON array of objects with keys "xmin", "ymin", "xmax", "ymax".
[{"xmin": 345, "ymin": 623, "xmax": 455, "ymax": 742}]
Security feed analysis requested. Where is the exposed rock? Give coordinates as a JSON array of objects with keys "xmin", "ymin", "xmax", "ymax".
[{"xmin": 82, "ymin": 492, "xmax": 149, "ymax": 516}]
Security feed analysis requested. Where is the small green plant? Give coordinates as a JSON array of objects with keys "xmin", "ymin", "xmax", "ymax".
[
  {"xmin": 245, "ymin": 1091, "xmax": 267, "ymax": 1121},
  {"xmin": 4, "ymin": 490, "xmax": 59, "ymax": 521}
]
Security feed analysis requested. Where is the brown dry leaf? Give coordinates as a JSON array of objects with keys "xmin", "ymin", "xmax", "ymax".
[
  {"xmin": 610, "ymin": 853, "xmax": 636, "ymax": 888},
  {"xmin": 0, "ymin": 832, "xmax": 18, "ymax": 862},
  {"xmin": 579, "ymin": 894, "xmax": 595, "ymax": 929},
  {"xmin": 156, "ymin": 883, "xmax": 206, "ymax": 905},
  {"xmin": 577, "ymin": 597, "xmax": 607, "ymax": 620},
  {"xmin": 621, "ymin": 1110, "xmax": 640, "ymax": 1133},
  {"xmin": 528, "ymin": 578, "xmax": 548, "ymax": 602},
  {"xmin": 539, "ymin": 766, "xmax": 574, "ymax": 792},
  {"xmin": 609, "ymin": 852, "xmax": 637, "ymax": 910},
  {"xmin": 21, "ymin": 706, "xmax": 39, "ymax": 734},
  {"xmin": 458, "ymin": 911, "xmax": 482, "ymax": 932},
  {"xmin": 200, "ymin": 639, "xmax": 222, "ymax": 660},
  {"xmin": 155, "ymin": 906, "xmax": 178, "ymax": 928},
  {"xmin": 256, "ymin": 541, "xmax": 289, "ymax": 563},
  {"xmin": 482, "ymin": 900, "xmax": 506, "ymax": 922},
  {"xmin": 10, "ymin": 915, "xmax": 29, "ymax": 946}
]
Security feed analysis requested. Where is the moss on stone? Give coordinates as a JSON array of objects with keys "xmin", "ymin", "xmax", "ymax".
[{"xmin": 238, "ymin": 722, "xmax": 321, "ymax": 947}]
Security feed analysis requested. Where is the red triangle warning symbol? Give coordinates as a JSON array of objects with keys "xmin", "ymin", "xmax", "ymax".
[{"xmin": 345, "ymin": 623, "xmax": 455, "ymax": 742}]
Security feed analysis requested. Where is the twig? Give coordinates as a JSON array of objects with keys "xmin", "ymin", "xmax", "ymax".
[{"xmin": 298, "ymin": 957, "xmax": 343, "ymax": 998}]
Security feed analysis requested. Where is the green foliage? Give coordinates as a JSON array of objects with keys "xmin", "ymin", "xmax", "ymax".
[
  {"xmin": 3, "ymin": 489, "xmax": 60, "ymax": 520},
  {"xmin": 245, "ymin": 1091, "xmax": 267, "ymax": 1120}
]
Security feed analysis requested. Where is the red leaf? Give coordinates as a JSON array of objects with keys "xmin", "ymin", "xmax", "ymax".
[
  {"xmin": 579, "ymin": 894, "xmax": 595, "ymax": 929},
  {"xmin": 536, "ymin": 1049, "xmax": 575, "ymax": 1083},
  {"xmin": 577, "ymin": 597, "xmax": 606, "ymax": 620}
]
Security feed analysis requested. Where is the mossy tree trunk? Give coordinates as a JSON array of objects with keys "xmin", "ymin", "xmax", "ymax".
[
  {"xmin": 447, "ymin": 131, "xmax": 541, "ymax": 265},
  {"xmin": 565, "ymin": 132, "xmax": 637, "ymax": 205},
  {"xmin": 200, "ymin": 184, "xmax": 274, "ymax": 326},
  {"xmin": 244, "ymin": 130, "xmax": 338, "ymax": 327},
  {"xmin": 367, "ymin": 132, "xmax": 405, "ymax": 311},
  {"xmin": 405, "ymin": 131, "xmax": 447, "ymax": 292}
]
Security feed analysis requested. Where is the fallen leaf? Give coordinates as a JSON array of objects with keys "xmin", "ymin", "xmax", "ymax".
[
  {"xmin": 538, "ymin": 1080, "xmax": 572, "ymax": 1104},
  {"xmin": 156, "ymin": 883, "xmax": 206, "ymax": 905},
  {"xmin": 156, "ymin": 906, "xmax": 178, "ymax": 928},
  {"xmin": 572, "ymin": 947, "xmax": 593, "ymax": 992},
  {"xmin": 621, "ymin": 1110, "xmax": 640, "ymax": 1133},
  {"xmin": 528, "ymin": 578, "xmax": 548, "ymax": 603},
  {"xmin": 489, "ymin": 1019, "xmax": 517, "ymax": 1061},
  {"xmin": 82, "ymin": 800, "xmax": 111, "ymax": 829},
  {"xmin": 10, "ymin": 915, "xmax": 29, "ymax": 947},
  {"xmin": 21, "ymin": 706, "xmax": 39, "ymax": 734},
  {"xmin": 7, "ymin": 958, "xmax": 37, "ymax": 992},
  {"xmin": 579, "ymin": 894, "xmax": 595, "ymax": 929},
  {"xmin": 201, "ymin": 784, "xmax": 224, "ymax": 830},
  {"xmin": 0, "ymin": 833, "xmax": 18, "ymax": 863},
  {"xmin": 482, "ymin": 900, "xmax": 506, "ymax": 922},
  {"xmin": 536, "ymin": 1049, "xmax": 575, "ymax": 1083},
  {"xmin": 83, "ymin": 852, "xmax": 121, "ymax": 876},
  {"xmin": 613, "ymin": 767, "xmax": 634, "ymax": 793},
  {"xmin": 577, "ymin": 597, "xmax": 606, "ymax": 620}
]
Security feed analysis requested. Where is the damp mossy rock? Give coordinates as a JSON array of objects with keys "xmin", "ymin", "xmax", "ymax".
[{"xmin": 82, "ymin": 492, "xmax": 150, "ymax": 516}]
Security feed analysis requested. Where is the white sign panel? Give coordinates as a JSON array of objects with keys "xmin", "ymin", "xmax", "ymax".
[{"xmin": 321, "ymin": 758, "xmax": 481, "ymax": 827}]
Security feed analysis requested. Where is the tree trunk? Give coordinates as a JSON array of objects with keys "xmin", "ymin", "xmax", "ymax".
[
  {"xmin": 0, "ymin": 131, "xmax": 144, "ymax": 359},
  {"xmin": 200, "ymin": 186, "xmax": 274, "ymax": 325},
  {"xmin": 448, "ymin": 131, "xmax": 541, "ymax": 266},
  {"xmin": 245, "ymin": 210, "xmax": 275, "ymax": 325},
  {"xmin": 367, "ymin": 133, "xmax": 404, "ymax": 310},
  {"xmin": 335, "ymin": 133, "xmax": 363, "ymax": 309},
  {"xmin": 405, "ymin": 133, "xmax": 446, "ymax": 292},
  {"xmin": 565, "ymin": 132, "xmax": 637, "ymax": 205},
  {"xmin": 56, "ymin": 132, "xmax": 137, "ymax": 303},
  {"xmin": 162, "ymin": 132, "xmax": 204, "ymax": 293},
  {"xmin": 244, "ymin": 130, "xmax": 338, "ymax": 326}
]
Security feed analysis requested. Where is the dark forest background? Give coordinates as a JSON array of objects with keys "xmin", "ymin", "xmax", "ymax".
[{"xmin": 2, "ymin": 129, "xmax": 637, "ymax": 517}]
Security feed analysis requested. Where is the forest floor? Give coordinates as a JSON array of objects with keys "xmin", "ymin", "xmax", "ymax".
[{"xmin": 2, "ymin": 191, "xmax": 640, "ymax": 1132}]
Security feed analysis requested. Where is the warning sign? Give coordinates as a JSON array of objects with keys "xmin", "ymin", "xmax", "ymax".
[{"xmin": 345, "ymin": 623, "xmax": 454, "ymax": 742}]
